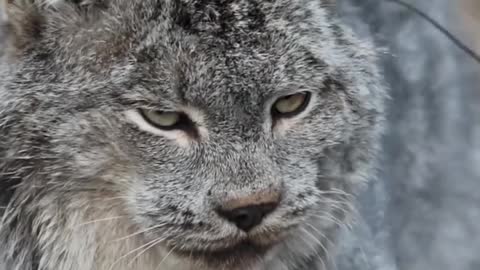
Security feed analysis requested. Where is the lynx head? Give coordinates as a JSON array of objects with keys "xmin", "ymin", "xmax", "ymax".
[{"xmin": 0, "ymin": 0, "xmax": 385, "ymax": 269}]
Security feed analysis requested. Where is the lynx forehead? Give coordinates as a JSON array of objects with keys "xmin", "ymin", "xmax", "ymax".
[{"xmin": 0, "ymin": 0, "xmax": 385, "ymax": 270}]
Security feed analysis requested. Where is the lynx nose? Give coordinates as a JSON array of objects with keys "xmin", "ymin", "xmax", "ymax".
[
  {"xmin": 216, "ymin": 191, "xmax": 280, "ymax": 232},
  {"xmin": 217, "ymin": 203, "xmax": 277, "ymax": 232}
]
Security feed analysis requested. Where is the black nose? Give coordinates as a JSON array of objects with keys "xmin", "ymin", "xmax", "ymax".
[{"xmin": 216, "ymin": 203, "xmax": 277, "ymax": 232}]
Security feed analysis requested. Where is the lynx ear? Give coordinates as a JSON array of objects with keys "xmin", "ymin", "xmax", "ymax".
[
  {"xmin": 2, "ymin": 0, "xmax": 93, "ymax": 24},
  {"xmin": 2, "ymin": 0, "xmax": 42, "ymax": 51},
  {"xmin": 1, "ymin": 0, "xmax": 103, "ymax": 52}
]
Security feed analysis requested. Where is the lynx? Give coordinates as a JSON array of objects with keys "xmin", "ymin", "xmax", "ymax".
[{"xmin": 0, "ymin": 1, "xmax": 385, "ymax": 269}]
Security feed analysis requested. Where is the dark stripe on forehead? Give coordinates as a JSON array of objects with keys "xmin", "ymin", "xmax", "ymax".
[{"xmin": 171, "ymin": 0, "xmax": 268, "ymax": 40}]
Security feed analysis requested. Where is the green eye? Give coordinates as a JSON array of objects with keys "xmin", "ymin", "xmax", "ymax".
[
  {"xmin": 139, "ymin": 109, "xmax": 182, "ymax": 129},
  {"xmin": 138, "ymin": 108, "xmax": 199, "ymax": 137},
  {"xmin": 272, "ymin": 92, "xmax": 311, "ymax": 118}
]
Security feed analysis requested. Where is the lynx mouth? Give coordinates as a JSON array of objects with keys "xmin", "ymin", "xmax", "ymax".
[
  {"xmin": 163, "ymin": 223, "xmax": 295, "ymax": 267},
  {"xmin": 174, "ymin": 240, "xmax": 273, "ymax": 267}
]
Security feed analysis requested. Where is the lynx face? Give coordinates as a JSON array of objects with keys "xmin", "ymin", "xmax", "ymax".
[{"xmin": 0, "ymin": 0, "xmax": 385, "ymax": 269}]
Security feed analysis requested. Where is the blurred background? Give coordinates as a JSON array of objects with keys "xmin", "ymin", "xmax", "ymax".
[{"xmin": 335, "ymin": 0, "xmax": 480, "ymax": 270}]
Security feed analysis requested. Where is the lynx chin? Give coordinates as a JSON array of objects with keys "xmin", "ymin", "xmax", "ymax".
[{"xmin": 0, "ymin": 0, "xmax": 386, "ymax": 269}]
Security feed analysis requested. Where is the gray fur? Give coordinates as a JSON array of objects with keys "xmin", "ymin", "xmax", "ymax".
[{"xmin": 0, "ymin": 0, "xmax": 385, "ymax": 270}]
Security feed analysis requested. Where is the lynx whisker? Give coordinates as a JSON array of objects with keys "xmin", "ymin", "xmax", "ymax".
[
  {"xmin": 112, "ymin": 223, "xmax": 168, "ymax": 242},
  {"xmin": 75, "ymin": 216, "xmax": 128, "ymax": 228}
]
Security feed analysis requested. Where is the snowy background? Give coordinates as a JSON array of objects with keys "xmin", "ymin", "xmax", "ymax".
[{"xmin": 336, "ymin": 1, "xmax": 480, "ymax": 270}]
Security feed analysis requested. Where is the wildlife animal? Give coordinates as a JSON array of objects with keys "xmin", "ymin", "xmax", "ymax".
[{"xmin": 0, "ymin": 0, "xmax": 419, "ymax": 269}]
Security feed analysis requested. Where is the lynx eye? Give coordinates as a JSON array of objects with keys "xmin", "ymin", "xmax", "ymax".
[
  {"xmin": 139, "ymin": 109, "xmax": 193, "ymax": 131},
  {"xmin": 272, "ymin": 91, "xmax": 311, "ymax": 118}
]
